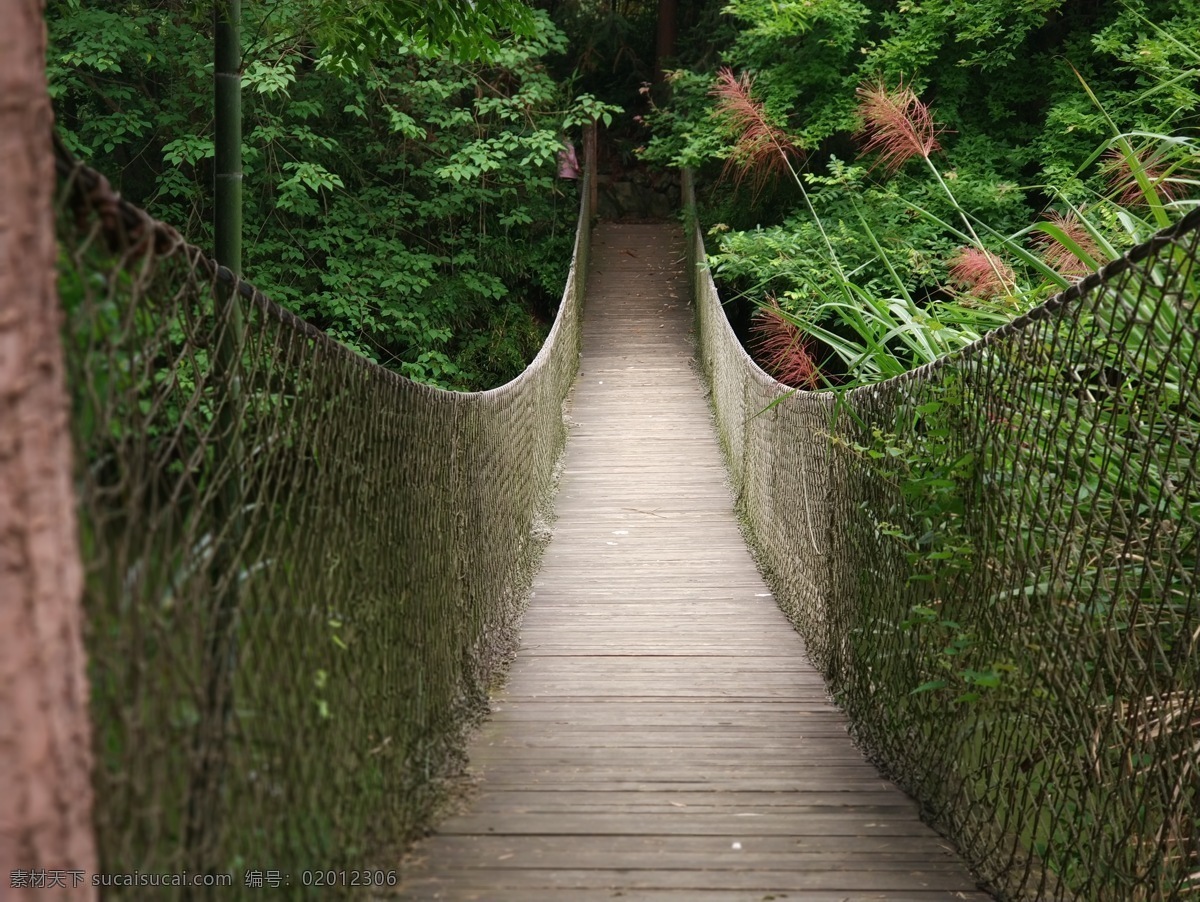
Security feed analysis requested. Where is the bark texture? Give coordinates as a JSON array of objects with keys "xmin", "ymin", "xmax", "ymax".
[{"xmin": 0, "ymin": 1, "xmax": 98, "ymax": 896}]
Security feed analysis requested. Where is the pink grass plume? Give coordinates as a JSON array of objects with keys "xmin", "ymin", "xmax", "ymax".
[
  {"xmin": 855, "ymin": 78, "xmax": 943, "ymax": 174},
  {"xmin": 751, "ymin": 298, "xmax": 821, "ymax": 389},
  {"xmin": 1035, "ymin": 211, "xmax": 1103, "ymax": 278},
  {"xmin": 711, "ymin": 67, "xmax": 803, "ymax": 192},
  {"xmin": 947, "ymin": 247, "xmax": 1015, "ymax": 302}
]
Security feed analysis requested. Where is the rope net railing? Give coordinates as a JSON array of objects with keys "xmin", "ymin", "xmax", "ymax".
[
  {"xmin": 57, "ymin": 143, "xmax": 591, "ymax": 895},
  {"xmin": 684, "ymin": 172, "xmax": 1200, "ymax": 901}
]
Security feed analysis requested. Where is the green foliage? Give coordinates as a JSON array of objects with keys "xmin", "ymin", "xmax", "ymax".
[
  {"xmin": 642, "ymin": 70, "xmax": 732, "ymax": 169},
  {"xmin": 48, "ymin": 1, "xmax": 608, "ymax": 390},
  {"xmin": 297, "ymin": 0, "xmax": 538, "ymax": 67}
]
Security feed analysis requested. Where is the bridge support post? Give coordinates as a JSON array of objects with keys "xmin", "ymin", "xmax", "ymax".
[{"xmin": 584, "ymin": 119, "xmax": 598, "ymax": 219}]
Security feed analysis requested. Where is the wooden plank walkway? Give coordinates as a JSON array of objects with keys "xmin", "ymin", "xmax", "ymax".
[{"xmin": 396, "ymin": 223, "xmax": 990, "ymax": 901}]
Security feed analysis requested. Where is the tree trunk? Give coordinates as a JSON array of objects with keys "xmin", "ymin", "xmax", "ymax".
[
  {"xmin": 0, "ymin": 1, "xmax": 98, "ymax": 897},
  {"xmin": 654, "ymin": 0, "xmax": 678, "ymax": 84}
]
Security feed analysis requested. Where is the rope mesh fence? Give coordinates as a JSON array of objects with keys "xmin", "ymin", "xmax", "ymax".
[
  {"xmin": 685, "ymin": 171, "xmax": 1200, "ymax": 901},
  {"xmin": 57, "ymin": 144, "xmax": 591, "ymax": 896}
]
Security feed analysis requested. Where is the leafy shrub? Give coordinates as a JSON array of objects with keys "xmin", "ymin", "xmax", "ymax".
[{"xmin": 48, "ymin": 1, "xmax": 617, "ymax": 390}]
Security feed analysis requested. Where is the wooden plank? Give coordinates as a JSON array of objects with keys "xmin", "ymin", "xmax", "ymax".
[
  {"xmin": 398, "ymin": 892, "xmax": 983, "ymax": 902},
  {"xmin": 462, "ymin": 790, "xmax": 923, "ymax": 810},
  {"xmin": 474, "ymin": 741, "xmax": 864, "ymax": 753},
  {"xmin": 410, "ymin": 834, "xmax": 968, "ymax": 856},
  {"xmin": 401, "ymin": 868, "xmax": 981, "ymax": 892},
  {"xmin": 420, "ymin": 852, "xmax": 976, "ymax": 873},
  {"xmin": 395, "ymin": 223, "xmax": 988, "ymax": 900},
  {"xmin": 432, "ymin": 812, "xmax": 939, "ymax": 838},
  {"xmin": 465, "ymin": 771, "xmax": 909, "ymax": 787}
]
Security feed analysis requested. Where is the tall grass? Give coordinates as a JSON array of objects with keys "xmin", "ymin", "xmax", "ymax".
[{"xmin": 710, "ymin": 63, "xmax": 1199, "ymax": 386}]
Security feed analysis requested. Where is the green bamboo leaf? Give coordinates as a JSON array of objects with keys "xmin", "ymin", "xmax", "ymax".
[{"xmin": 911, "ymin": 680, "xmax": 948, "ymax": 695}]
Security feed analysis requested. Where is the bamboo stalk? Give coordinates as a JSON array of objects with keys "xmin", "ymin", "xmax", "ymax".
[{"xmin": 186, "ymin": 0, "xmax": 245, "ymax": 882}]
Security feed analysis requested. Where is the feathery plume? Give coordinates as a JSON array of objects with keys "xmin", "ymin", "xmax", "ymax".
[
  {"xmin": 947, "ymin": 247, "xmax": 1015, "ymax": 301},
  {"xmin": 855, "ymin": 78, "xmax": 943, "ymax": 174},
  {"xmin": 1101, "ymin": 146, "xmax": 1182, "ymax": 208},
  {"xmin": 751, "ymin": 298, "xmax": 821, "ymax": 389},
  {"xmin": 711, "ymin": 68, "xmax": 802, "ymax": 191},
  {"xmin": 1036, "ymin": 211, "xmax": 1104, "ymax": 278}
]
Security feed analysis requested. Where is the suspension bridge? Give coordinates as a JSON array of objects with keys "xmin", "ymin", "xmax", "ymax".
[
  {"xmin": 396, "ymin": 221, "xmax": 989, "ymax": 899},
  {"xmin": 56, "ymin": 147, "xmax": 1199, "ymax": 900}
]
